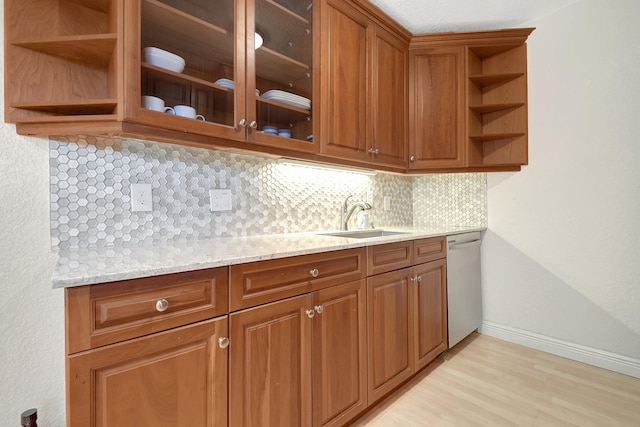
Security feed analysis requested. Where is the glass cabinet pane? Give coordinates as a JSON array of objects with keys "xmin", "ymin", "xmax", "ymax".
[
  {"xmin": 253, "ymin": 0, "xmax": 313, "ymax": 143},
  {"xmin": 140, "ymin": 0, "xmax": 236, "ymax": 128}
]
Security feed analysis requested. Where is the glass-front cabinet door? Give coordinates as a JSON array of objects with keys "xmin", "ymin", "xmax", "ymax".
[
  {"xmin": 130, "ymin": 0, "xmax": 316, "ymax": 152},
  {"xmin": 247, "ymin": 0, "xmax": 316, "ymax": 151}
]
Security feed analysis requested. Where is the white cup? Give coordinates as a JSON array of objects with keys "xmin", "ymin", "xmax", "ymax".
[
  {"xmin": 142, "ymin": 95, "xmax": 165, "ymax": 112},
  {"xmin": 166, "ymin": 105, "xmax": 205, "ymax": 121}
]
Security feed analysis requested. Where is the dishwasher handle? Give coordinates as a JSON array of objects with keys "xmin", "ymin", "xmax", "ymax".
[{"xmin": 448, "ymin": 239, "xmax": 481, "ymax": 250}]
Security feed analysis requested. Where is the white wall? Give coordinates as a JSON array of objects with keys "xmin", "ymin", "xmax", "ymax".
[
  {"xmin": 0, "ymin": 2, "xmax": 66, "ymax": 425},
  {"xmin": 483, "ymin": 0, "xmax": 640, "ymax": 369}
]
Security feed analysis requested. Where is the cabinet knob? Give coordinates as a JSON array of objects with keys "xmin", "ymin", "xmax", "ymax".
[
  {"xmin": 314, "ymin": 305, "xmax": 324, "ymax": 314},
  {"xmin": 218, "ymin": 337, "xmax": 230, "ymax": 349},
  {"xmin": 239, "ymin": 118, "xmax": 247, "ymax": 127},
  {"xmin": 409, "ymin": 276, "xmax": 416, "ymax": 282},
  {"xmin": 309, "ymin": 268, "xmax": 319, "ymax": 278},
  {"xmin": 249, "ymin": 120, "xmax": 258, "ymax": 129},
  {"xmin": 306, "ymin": 309, "xmax": 316, "ymax": 318},
  {"xmin": 368, "ymin": 148, "xmax": 379, "ymax": 155},
  {"xmin": 417, "ymin": 275, "xmax": 422, "ymax": 282},
  {"xmin": 155, "ymin": 299, "xmax": 169, "ymax": 312},
  {"xmin": 410, "ymin": 155, "xmax": 416, "ymax": 162}
]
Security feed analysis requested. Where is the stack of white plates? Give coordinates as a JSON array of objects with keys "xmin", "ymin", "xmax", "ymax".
[
  {"xmin": 214, "ymin": 79, "xmax": 260, "ymax": 95},
  {"xmin": 261, "ymin": 90, "xmax": 311, "ymax": 110}
]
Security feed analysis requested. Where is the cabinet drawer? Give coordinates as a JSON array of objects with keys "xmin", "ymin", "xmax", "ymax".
[
  {"xmin": 230, "ymin": 248, "xmax": 366, "ymax": 311},
  {"xmin": 66, "ymin": 267, "xmax": 228, "ymax": 354},
  {"xmin": 367, "ymin": 241, "xmax": 413, "ymax": 276},
  {"xmin": 413, "ymin": 237, "xmax": 446, "ymax": 264}
]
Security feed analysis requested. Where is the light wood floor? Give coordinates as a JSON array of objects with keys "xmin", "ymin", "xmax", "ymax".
[{"xmin": 353, "ymin": 333, "xmax": 640, "ymax": 426}]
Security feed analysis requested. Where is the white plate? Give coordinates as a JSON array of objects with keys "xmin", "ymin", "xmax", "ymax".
[
  {"xmin": 261, "ymin": 90, "xmax": 310, "ymax": 106},
  {"xmin": 214, "ymin": 79, "xmax": 260, "ymax": 96},
  {"xmin": 261, "ymin": 91, "xmax": 310, "ymax": 110}
]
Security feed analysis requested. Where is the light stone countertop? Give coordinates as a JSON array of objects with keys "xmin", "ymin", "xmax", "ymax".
[{"xmin": 51, "ymin": 227, "xmax": 485, "ymax": 288}]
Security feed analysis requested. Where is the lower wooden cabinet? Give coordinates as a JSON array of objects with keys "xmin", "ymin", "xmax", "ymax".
[
  {"xmin": 367, "ymin": 268, "xmax": 414, "ymax": 403},
  {"xmin": 366, "ymin": 239, "xmax": 448, "ymax": 404},
  {"xmin": 66, "ymin": 316, "xmax": 228, "ymax": 427},
  {"xmin": 229, "ymin": 294, "xmax": 313, "ymax": 427},
  {"xmin": 312, "ymin": 280, "xmax": 368, "ymax": 427},
  {"xmin": 412, "ymin": 258, "xmax": 448, "ymax": 370},
  {"xmin": 64, "ymin": 240, "xmax": 448, "ymax": 427},
  {"xmin": 230, "ymin": 280, "xmax": 367, "ymax": 427}
]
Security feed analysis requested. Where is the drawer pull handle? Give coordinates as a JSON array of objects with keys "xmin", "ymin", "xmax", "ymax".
[
  {"xmin": 306, "ymin": 309, "xmax": 315, "ymax": 319},
  {"xmin": 314, "ymin": 305, "xmax": 324, "ymax": 314},
  {"xmin": 155, "ymin": 299, "xmax": 169, "ymax": 312},
  {"xmin": 218, "ymin": 337, "xmax": 230, "ymax": 349},
  {"xmin": 309, "ymin": 268, "xmax": 319, "ymax": 278}
]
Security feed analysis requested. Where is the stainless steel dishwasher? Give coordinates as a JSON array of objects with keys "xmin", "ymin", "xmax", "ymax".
[{"xmin": 446, "ymin": 231, "xmax": 482, "ymax": 348}]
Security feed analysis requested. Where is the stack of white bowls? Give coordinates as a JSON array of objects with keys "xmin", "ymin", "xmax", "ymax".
[{"xmin": 143, "ymin": 47, "xmax": 185, "ymax": 73}]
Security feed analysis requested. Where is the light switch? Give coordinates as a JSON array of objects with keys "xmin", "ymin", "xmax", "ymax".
[{"xmin": 210, "ymin": 189, "xmax": 232, "ymax": 212}]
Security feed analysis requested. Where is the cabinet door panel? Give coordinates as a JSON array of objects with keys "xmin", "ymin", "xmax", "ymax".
[
  {"xmin": 367, "ymin": 268, "xmax": 413, "ymax": 403},
  {"xmin": 413, "ymin": 259, "xmax": 448, "ymax": 370},
  {"xmin": 320, "ymin": 0, "xmax": 369, "ymax": 162},
  {"xmin": 409, "ymin": 46, "xmax": 465, "ymax": 169},
  {"xmin": 372, "ymin": 29, "xmax": 408, "ymax": 167},
  {"xmin": 230, "ymin": 294, "xmax": 313, "ymax": 427},
  {"xmin": 312, "ymin": 280, "xmax": 367, "ymax": 427},
  {"xmin": 67, "ymin": 317, "xmax": 228, "ymax": 427}
]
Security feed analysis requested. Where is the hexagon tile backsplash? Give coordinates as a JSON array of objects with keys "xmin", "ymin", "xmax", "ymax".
[{"xmin": 49, "ymin": 136, "xmax": 487, "ymax": 250}]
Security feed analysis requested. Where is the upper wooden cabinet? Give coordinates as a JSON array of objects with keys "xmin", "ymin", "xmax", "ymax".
[
  {"xmin": 409, "ymin": 46, "xmax": 465, "ymax": 169},
  {"xmin": 409, "ymin": 28, "xmax": 533, "ymax": 171},
  {"xmin": 5, "ymin": 0, "xmax": 531, "ymax": 173},
  {"xmin": 319, "ymin": 0, "xmax": 409, "ymax": 168},
  {"xmin": 6, "ymin": 0, "xmax": 318, "ymax": 152},
  {"xmin": 129, "ymin": 0, "xmax": 318, "ymax": 152}
]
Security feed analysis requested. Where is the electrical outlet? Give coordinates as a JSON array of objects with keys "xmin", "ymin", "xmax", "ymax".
[
  {"xmin": 383, "ymin": 196, "xmax": 391, "ymax": 211},
  {"xmin": 210, "ymin": 189, "xmax": 232, "ymax": 212},
  {"xmin": 131, "ymin": 183, "xmax": 153, "ymax": 212}
]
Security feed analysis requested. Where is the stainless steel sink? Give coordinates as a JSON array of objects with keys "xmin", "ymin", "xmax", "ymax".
[{"xmin": 318, "ymin": 230, "xmax": 410, "ymax": 239}]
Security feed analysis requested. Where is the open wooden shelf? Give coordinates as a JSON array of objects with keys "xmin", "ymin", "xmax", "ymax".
[
  {"xmin": 469, "ymin": 132, "xmax": 525, "ymax": 142},
  {"xmin": 11, "ymin": 99, "xmax": 118, "ymax": 115},
  {"xmin": 469, "ymin": 73, "xmax": 524, "ymax": 87},
  {"xmin": 12, "ymin": 34, "xmax": 117, "ymax": 66},
  {"xmin": 469, "ymin": 103, "xmax": 524, "ymax": 114},
  {"xmin": 67, "ymin": 0, "xmax": 112, "ymax": 13},
  {"xmin": 468, "ymin": 44, "xmax": 522, "ymax": 59}
]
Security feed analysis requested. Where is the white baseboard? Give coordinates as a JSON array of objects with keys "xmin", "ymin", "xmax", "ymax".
[{"xmin": 479, "ymin": 321, "xmax": 640, "ymax": 379}]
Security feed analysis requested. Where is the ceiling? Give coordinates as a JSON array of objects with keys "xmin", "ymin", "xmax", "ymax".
[{"xmin": 367, "ymin": 0, "xmax": 580, "ymax": 33}]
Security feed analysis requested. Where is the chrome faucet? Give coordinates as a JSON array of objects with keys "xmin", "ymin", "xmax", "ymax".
[{"xmin": 341, "ymin": 195, "xmax": 372, "ymax": 231}]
